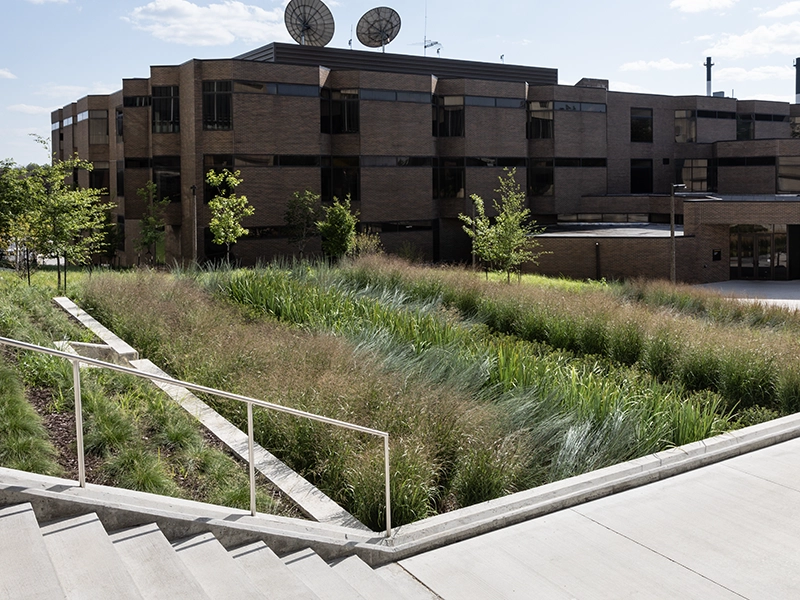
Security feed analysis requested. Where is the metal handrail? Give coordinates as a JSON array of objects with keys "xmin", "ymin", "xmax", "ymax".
[{"xmin": 0, "ymin": 336, "xmax": 392, "ymax": 537}]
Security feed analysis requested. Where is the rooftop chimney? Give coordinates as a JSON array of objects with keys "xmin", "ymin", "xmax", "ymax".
[
  {"xmin": 795, "ymin": 58, "xmax": 800, "ymax": 104},
  {"xmin": 704, "ymin": 57, "xmax": 714, "ymax": 97}
]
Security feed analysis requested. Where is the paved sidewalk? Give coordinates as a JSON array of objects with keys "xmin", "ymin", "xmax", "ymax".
[
  {"xmin": 698, "ymin": 279, "xmax": 800, "ymax": 310},
  {"xmin": 400, "ymin": 436, "xmax": 800, "ymax": 599}
]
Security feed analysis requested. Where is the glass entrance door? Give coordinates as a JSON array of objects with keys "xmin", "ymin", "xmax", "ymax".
[
  {"xmin": 730, "ymin": 225, "xmax": 788, "ymax": 280},
  {"xmin": 757, "ymin": 234, "xmax": 772, "ymax": 279}
]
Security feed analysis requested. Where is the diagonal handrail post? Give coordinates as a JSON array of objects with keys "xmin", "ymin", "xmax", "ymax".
[{"xmin": 71, "ymin": 358, "xmax": 86, "ymax": 488}]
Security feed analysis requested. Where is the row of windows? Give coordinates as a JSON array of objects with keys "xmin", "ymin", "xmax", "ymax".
[{"xmin": 198, "ymin": 154, "xmax": 606, "ymax": 169}]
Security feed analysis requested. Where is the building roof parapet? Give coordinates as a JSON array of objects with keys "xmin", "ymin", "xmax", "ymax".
[{"xmin": 235, "ymin": 42, "xmax": 558, "ymax": 86}]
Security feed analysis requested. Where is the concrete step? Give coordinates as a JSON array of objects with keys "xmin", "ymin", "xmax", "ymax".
[
  {"xmin": 172, "ymin": 532, "xmax": 268, "ymax": 600},
  {"xmin": 331, "ymin": 554, "xmax": 410, "ymax": 600},
  {"xmin": 40, "ymin": 512, "xmax": 142, "ymax": 600},
  {"xmin": 282, "ymin": 548, "xmax": 368, "ymax": 600},
  {"xmin": 0, "ymin": 503, "xmax": 66, "ymax": 600},
  {"xmin": 229, "ymin": 540, "xmax": 320, "ymax": 600},
  {"xmin": 374, "ymin": 562, "xmax": 443, "ymax": 600},
  {"xmin": 109, "ymin": 523, "xmax": 211, "ymax": 600}
]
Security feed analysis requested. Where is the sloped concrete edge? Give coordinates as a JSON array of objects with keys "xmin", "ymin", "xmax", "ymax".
[
  {"xmin": 371, "ymin": 411, "xmax": 800, "ymax": 564},
  {"xmin": 53, "ymin": 297, "xmax": 138, "ymax": 362}
]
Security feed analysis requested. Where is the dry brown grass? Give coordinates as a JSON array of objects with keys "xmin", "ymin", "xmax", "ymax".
[{"xmin": 77, "ymin": 270, "xmax": 519, "ymax": 528}]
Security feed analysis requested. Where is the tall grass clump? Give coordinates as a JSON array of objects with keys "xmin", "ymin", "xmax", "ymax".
[
  {"xmin": 74, "ymin": 259, "xmax": 800, "ymax": 527},
  {"xmin": 0, "ymin": 364, "xmax": 61, "ymax": 476}
]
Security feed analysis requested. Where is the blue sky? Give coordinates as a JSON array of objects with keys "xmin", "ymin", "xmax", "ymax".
[{"xmin": 4, "ymin": 0, "xmax": 800, "ymax": 166}]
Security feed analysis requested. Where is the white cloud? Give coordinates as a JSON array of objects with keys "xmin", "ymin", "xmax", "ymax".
[
  {"xmin": 670, "ymin": 0, "xmax": 738, "ymax": 13},
  {"xmin": 735, "ymin": 92, "xmax": 793, "ymax": 102},
  {"xmin": 126, "ymin": 0, "xmax": 289, "ymax": 46},
  {"xmin": 35, "ymin": 82, "xmax": 119, "ymax": 100},
  {"xmin": 619, "ymin": 58, "xmax": 694, "ymax": 72},
  {"xmin": 706, "ymin": 22, "xmax": 800, "ymax": 58},
  {"xmin": 609, "ymin": 81, "xmax": 651, "ymax": 94},
  {"xmin": 0, "ymin": 69, "xmax": 16, "ymax": 79},
  {"xmin": 760, "ymin": 1, "xmax": 800, "ymax": 17},
  {"xmin": 8, "ymin": 104, "xmax": 54, "ymax": 115},
  {"xmin": 715, "ymin": 65, "xmax": 794, "ymax": 81}
]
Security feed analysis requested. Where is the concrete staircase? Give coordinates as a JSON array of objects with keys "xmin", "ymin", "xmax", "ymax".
[{"xmin": 0, "ymin": 503, "xmax": 437, "ymax": 600}]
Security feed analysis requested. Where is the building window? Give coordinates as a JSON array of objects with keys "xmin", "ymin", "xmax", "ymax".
[
  {"xmin": 528, "ymin": 159, "xmax": 554, "ymax": 196},
  {"xmin": 675, "ymin": 158, "xmax": 710, "ymax": 192},
  {"xmin": 203, "ymin": 81, "xmax": 232, "ymax": 130},
  {"xmin": 123, "ymin": 96, "xmax": 151, "ymax": 107},
  {"xmin": 792, "ymin": 116, "xmax": 800, "ymax": 139},
  {"xmin": 433, "ymin": 96, "xmax": 464, "ymax": 137},
  {"xmin": 527, "ymin": 101, "xmax": 553, "ymax": 139},
  {"xmin": 630, "ymin": 159, "xmax": 653, "ymax": 193},
  {"xmin": 433, "ymin": 158, "xmax": 465, "ymax": 199},
  {"xmin": 321, "ymin": 89, "xmax": 359, "ymax": 134},
  {"xmin": 89, "ymin": 166, "xmax": 110, "ymax": 193},
  {"xmin": 116, "ymin": 161, "xmax": 124, "ymax": 197},
  {"xmin": 631, "ymin": 108, "xmax": 653, "ymax": 143},
  {"xmin": 84, "ymin": 110, "xmax": 108, "ymax": 145},
  {"xmin": 674, "ymin": 110, "xmax": 696, "ymax": 143},
  {"xmin": 553, "ymin": 101, "xmax": 606, "ymax": 112},
  {"xmin": 115, "ymin": 109, "xmax": 124, "ymax": 140},
  {"xmin": 322, "ymin": 156, "xmax": 360, "ymax": 203},
  {"xmin": 737, "ymin": 114, "xmax": 754, "ymax": 141},
  {"xmin": 116, "ymin": 215, "xmax": 125, "ymax": 251},
  {"xmin": 152, "ymin": 85, "xmax": 180, "ymax": 133},
  {"xmin": 778, "ymin": 157, "xmax": 800, "ymax": 193},
  {"xmin": 153, "ymin": 156, "xmax": 181, "ymax": 203}
]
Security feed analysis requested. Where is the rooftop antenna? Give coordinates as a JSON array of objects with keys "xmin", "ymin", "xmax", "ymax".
[
  {"xmin": 500, "ymin": 54, "xmax": 505, "ymax": 64},
  {"xmin": 421, "ymin": 0, "xmax": 440, "ymax": 56},
  {"xmin": 284, "ymin": 0, "xmax": 335, "ymax": 47},
  {"xmin": 357, "ymin": 7, "xmax": 401, "ymax": 52},
  {"xmin": 349, "ymin": 24, "xmax": 353, "ymax": 49}
]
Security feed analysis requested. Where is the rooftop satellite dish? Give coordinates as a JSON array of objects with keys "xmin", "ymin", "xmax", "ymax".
[
  {"xmin": 284, "ymin": 0, "xmax": 335, "ymax": 47},
  {"xmin": 357, "ymin": 7, "xmax": 401, "ymax": 52}
]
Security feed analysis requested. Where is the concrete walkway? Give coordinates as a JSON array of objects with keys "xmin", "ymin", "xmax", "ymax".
[
  {"xmin": 698, "ymin": 279, "xmax": 800, "ymax": 311},
  {"xmin": 397, "ymin": 280, "xmax": 800, "ymax": 598},
  {"xmin": 400, "ymin": 435, "xmax": 800, "ymax": 599}
]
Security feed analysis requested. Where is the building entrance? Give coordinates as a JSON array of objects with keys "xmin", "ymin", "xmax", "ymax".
[{"xmin": 730, "ymin": 225, "xmax": 788, "ymax": 280}]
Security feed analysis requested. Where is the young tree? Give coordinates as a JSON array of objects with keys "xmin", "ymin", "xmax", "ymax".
[
  {"xmin": 317, "ymin": 195, "xmax": 357, "ymax": 261},
  {"xmin": 134, "ymin": 180, "xmax": 169, "ymax": 266},
  {"xmin": 285, "ymin": 189, "xmax": 321, "ymax": 258},
  {"xmin": 26, "ymin": 156, "xmax": 113, "ymax": 290},
  {"xmin": 459, "ymin": 168, "xmax": 548, "ymax": 282},
  {"xmin": 206, "ymin": 168, "xmax": 254, "ymax": 262}
]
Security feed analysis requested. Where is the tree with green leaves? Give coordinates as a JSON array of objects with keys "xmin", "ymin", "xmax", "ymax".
[
  {"xmin": 206, "ymin": 168, "xmax": 254, "ymax": 262},
  {"xmin": 285, "ymin": 189, "xmax": 321, "ymax": 258},
  {"xmin": 317, "ymin": 195, "xmax": 357, "ymax": 261},
  {"xmin": 26, "ymin": 155, "xmax": 113, "ymax": 290},
  {"xmin": 134, "ymin": 180, "xmax": 169, "ymax": 266},
  {"xmin": 459, "ymin": 168, "xmax": 548, "ymax": 283}
]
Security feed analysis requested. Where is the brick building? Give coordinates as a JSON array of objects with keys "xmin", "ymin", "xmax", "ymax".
[{"xmin": 51, "ymin": 42, "xmax": 800, "ymax": 282}]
